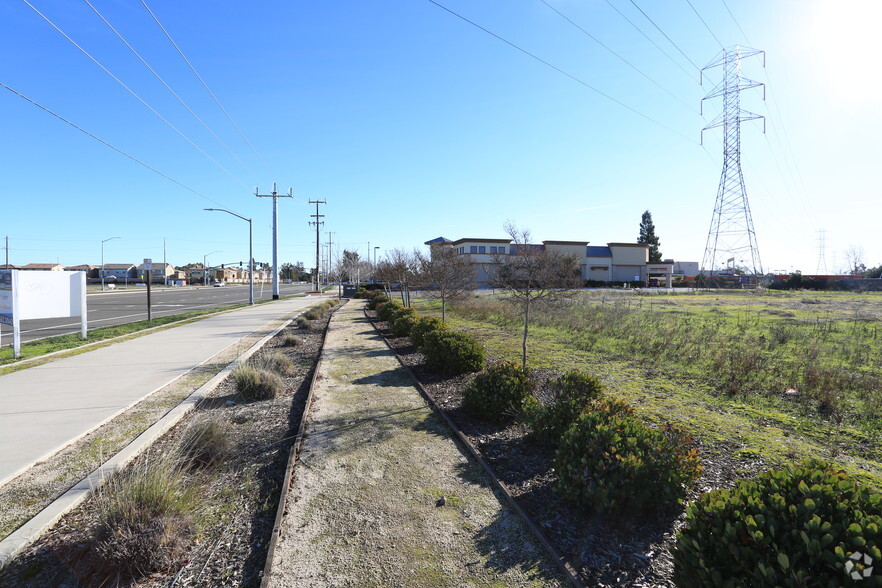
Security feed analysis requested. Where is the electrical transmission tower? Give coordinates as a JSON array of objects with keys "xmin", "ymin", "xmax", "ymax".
[
  {"xmin": 815, "ymin": 229, "xmax": 828, "ymax": 275},
  {"xmin": 700, "ymin": 45, "xmax": 765, "ymax": 277}
]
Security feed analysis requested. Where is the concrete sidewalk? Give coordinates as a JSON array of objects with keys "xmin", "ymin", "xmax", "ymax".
[
  {"xmin": 266, "ymin": 300, "xmax": 563, "ymax": 587},
  {"xmin": 0, "ymin": 296, "xmax": 323, "ymax": 487}
]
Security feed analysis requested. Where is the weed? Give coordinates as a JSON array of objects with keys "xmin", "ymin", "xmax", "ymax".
[
  {"xmin": 178, "ymin": 419, "xmax": 231, "ymax": 469},
  {"xmin": 233, "ymin": 365, "xmax": 283, "ymax": 400}
]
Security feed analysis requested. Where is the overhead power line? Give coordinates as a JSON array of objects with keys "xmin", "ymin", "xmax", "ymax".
[
  {"xmin": 82, "ymin": 0, "xmax": 258, "ymax": 181},
  {"xmin": 21, "ymin": 0, "xmax": 250, "ymax": 190},
  {"xmin": 139, "ymin": 0, "xmax": 276, "ymax": 180},
  {"xmin": 628, "ymin": 0, "xmax": 701, "ymax": 71},
  {"xmin": 537, "ymin": 0, "xmax": 698, "ymax": 113},
  {"xmin": 685, "ymin": 0, "xmax": 725, "ymax": 49},
  {"xmin": 719, "ymin": 0, "xmax": 752, "ymax": 46},
  {"xmin": 426, "ymin": 0, "xmax": 695, "ymax": 143},
  {"xmin": 0, "ymin": 81, "xmax": 229, "ymax": 208}
]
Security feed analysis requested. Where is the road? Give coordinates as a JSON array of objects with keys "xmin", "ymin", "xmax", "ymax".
[{"xmin": 0, "ymin": 283, "xmax": 316, "ymax": 345}]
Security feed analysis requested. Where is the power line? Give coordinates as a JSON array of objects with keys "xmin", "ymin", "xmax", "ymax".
[
  {"xmin": 719, "ymin": 0, "xmax": 752, "ymax": 45},
  {"xmin": 21, "ymin": 0, "xmax": 250, "ymax": 190},
  {"xmin": 82, "ymin": 0, "xmax": 258, "ymax": 181},
  {"xmin": 685, "ymin": 0, "xmax": 724, "ymax": 49},
  {"xmin": 0, "ymin": 81, "xmax": 230, "ymax": 208},
  {"xmin": 426, "ymin": 0, "xmax": 695, "ymax": 143},
  {"xmin": 537, "ymin": 0, "xmax": 698, "ymax": 113},
  {"xmin": 139, "ymin": 0, "xmax": 276, "ymax": 180},
  {"xmin": 628, "ymin": 0, "xmax": 702, "ymax": 71},
  {"xmin": 601, "ymin": 0, "xmax": 696, "ymax": 82}
]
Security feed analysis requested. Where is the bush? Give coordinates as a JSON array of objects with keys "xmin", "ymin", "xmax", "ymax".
[
  {"xmin": 421, "ymin": 330, "xmax": 485, "ymax": 375},
  {"xmin": 178, "ymin": 419, "xmax": 231, "ymax": 469},
  {"xmin": 392, "ymin": 312, "xmax": 420, "ymax": 338},
  {"xmin": 304, "ymin": 309, "xmax": 321, "ymax": 320},
  {"xmin": 261, "ymin": 351, "xmax": 294, "ymax": 375},
  {"xmin": 233, "ymin": 365, "xmax": 283, "ymax": 401},
  {"xmin": 377, "ymin": 300, "xmax": 401, "ymax": 322},
  {"xmin": 92, "ymin": 457, "xmax": 195, "ymax": 582},
  {"xmin": 554, "ymin": 406, "xmax": 701, "ymax": 514},
  {"xmin": 674, "ymin": 460, "xmax": 882, "ymax": 587},
  {"xmin": 367, "ymin": 291, "xmax": 389, "ymax": 310},
  {"xmin": 282, "ymin": 334, "xmax": 299, "ymax": 347},
  {"xmin": 463, "ymin": 361, "xmax": 533, "ymax": 423},
  {"xmin": 527, "ymin": 370, "xmax": 606, "ymax": 444},
  {"xmin": 410, "ymin": 316, "xmax": 447, "ymax": 350},
  {"xmin": 295, "ymin": 316, "xmax": 311, "ymax": 330}
]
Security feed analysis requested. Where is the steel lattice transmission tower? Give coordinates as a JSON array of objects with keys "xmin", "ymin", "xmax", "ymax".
[{"xmin": 700, "ymin": 45, "xmax": 766, "ymax": 277}]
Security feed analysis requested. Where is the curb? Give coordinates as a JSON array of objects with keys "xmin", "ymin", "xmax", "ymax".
[{"xmin": 0, "ymin": 307, "xmax": 308, "ymax": 570}]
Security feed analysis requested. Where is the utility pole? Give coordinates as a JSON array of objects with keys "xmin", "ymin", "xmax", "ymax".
[
  {"xmin": 700, "ymin": 45, "xmax": 765, "ymax": 280},
  {"xmin": 4, "ymin": 236, "xmax": 8, "ymax": 268},
  {"xmin": 256, "ymin": 183, "xmax": 293, "ymax": 299},
  {"xmin": 308, "ymin": 199, "xmax": 326, "ymax": 291}
]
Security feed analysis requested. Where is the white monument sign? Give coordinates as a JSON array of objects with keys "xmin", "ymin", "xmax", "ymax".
[{"xmin": 0, "ymin": 270, "xmax": 87, "ymax": 358}]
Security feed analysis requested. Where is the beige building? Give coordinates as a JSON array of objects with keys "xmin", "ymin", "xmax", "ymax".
[{"xmin": 428, "ymin": 237, "xmax": 676, "ymax": 287}]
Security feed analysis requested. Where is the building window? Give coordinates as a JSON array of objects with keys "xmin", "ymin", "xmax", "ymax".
[
  {"xmin": 470, "ymin": 246, "xmax": 477, "ymax": 254},
  {"xmin": 478, "ymin": 246, "xmax": 486, "ymax": 254},
  {"xmin": 490, "ymin": 246, "xmax": 497, "ymax": 254},
  {"xmin": 498, "ymin": 247, "xmax": 505, "ymax": 255}
]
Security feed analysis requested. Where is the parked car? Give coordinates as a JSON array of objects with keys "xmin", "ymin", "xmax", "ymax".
[{"xmin": 213, "ymin": 281, "xmax": 225, "ymax": 287}]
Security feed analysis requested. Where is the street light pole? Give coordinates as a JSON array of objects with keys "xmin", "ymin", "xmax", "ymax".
[
  {"xmin": 203, "ymin": 250, "xmax": 219, "ymax": 286},
  {"xmin": 374, "ymin": 246, "xmax": 379, "ymax": 283},
  {"xmin": 204, "ymin": 208, "xmax": 254, "ymax": 305},
  {"xmin": 101, "ymin": 236, "xmax": 120, "ymax": 291}
]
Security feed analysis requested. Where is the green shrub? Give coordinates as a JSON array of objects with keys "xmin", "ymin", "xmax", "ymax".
[
  {"xmin": 92, "ymin": 456, "xmax": 195, "ymax": 582},
  {"xmin": 367, "ymin": 291, "xmax": 389, "ymax": 310},
  {"xmin": 392, "ymin": 312, "xmax": 420, "ymax": 338},
  {"xmin": 421, "ymin": 330, "xmax": 485, "ymax": 375},
  {"xmin": 178, "ymin": 419, "xmax": 231, "ymax": 469},
  {"xmin": 377, "ymin": 300, "xmax": 401, "ymax": 322},
  {"xmin": 527, "ymin": 370, "xmax": 606, "ymax": 444},
  {"xmin": 674, "ymin": 460, "xmax": 882, "ymax": 587},
  {"xmin": 233, "ymin": 365, "xmax": 283, "ymax": 401},
  {"xmin": 554, "ymin": 406, "xmax": 701, "ymax": 514},
  {"xmin": 463, "ymin": 361, "xmax": 533, "ymax": 423},
  {"xmin": 410, "ymin": 316, "xmax": 447, "ymax": 350}
]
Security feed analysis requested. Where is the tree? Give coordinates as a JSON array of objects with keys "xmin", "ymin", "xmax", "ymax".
[
  {"xmin": 415, "ymin": 244, "xmax": 477, "ymax": 323},
  {"xmin": 490, "ymin": 222, "xmax": 582, "ymax": 367},
  {"xmin": 844, "ymin": 245, "xmax": 866, "ymax": 277},
  {"xmin": 638, "ymin": 210, "xmax": 662, "ymax": 263},
  {"xmin": 375, "ymin": 249, "xmax": 419, "ymax": 306}
]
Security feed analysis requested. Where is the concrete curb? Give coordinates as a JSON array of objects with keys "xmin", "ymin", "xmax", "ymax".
[{"xmin": 0, "ymin": 307, "xmax": 307, "ymax": 570}]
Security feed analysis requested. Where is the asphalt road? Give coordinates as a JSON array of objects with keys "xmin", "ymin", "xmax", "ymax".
[{"xmin": 1, "ymin": 283, "xmax": 316, "ymax": 345}]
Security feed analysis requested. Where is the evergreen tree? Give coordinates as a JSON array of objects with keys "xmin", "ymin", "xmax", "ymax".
[{"xmin": 638, "ymin": 210, "xmax": 662, "ymax": 262}]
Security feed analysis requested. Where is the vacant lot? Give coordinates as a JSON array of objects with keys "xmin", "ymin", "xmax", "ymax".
[{"xmin": 418, "ymin": 289, "xmax": 882, "ymax": 489}]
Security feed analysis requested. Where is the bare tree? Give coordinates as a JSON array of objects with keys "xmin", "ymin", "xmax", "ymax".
[
  {"xmin": 375, "ymin": 249, "xmax": 419, "ymax": 306},
  {"xmin": 490, "ymin": 222, "xmax": 582, "ymax": 367},
  {"xmin": 845, "ymin": 245, "xmax": 867, "ymax": 277},
  {"xmin": 416, "ymin": 244, "xmax": 477, "ymax": 322}
]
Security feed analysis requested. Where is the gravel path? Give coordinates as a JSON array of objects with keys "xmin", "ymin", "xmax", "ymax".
[{"xmin": 266, "ymin": 300, "xmax": 564, "ymax": 587}]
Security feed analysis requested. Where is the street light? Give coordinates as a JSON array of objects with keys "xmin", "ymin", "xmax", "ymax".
[
  {"xmin": 203, "ymin": 250, "xmax": 220, "ymax": 287},
  {"xmin": 204, "ymin": 208, "xmax": 253, "ymax": 305},
  {"xmin": 373, "ymin": 246, "xmax": 379, "ymax": 283},
  {"xmin": 101, "ymin": 236, "xmax": 120, "ymax": 291}
]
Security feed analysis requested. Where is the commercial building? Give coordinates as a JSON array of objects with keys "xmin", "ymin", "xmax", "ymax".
[{"xmin": 426, "ymin": 236, "xmax": 694, "ymax": 287}]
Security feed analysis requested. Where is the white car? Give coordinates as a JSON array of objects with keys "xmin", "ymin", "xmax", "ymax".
[{"xmin": 213, "ymin": 281, "xmax": 225, "ymax": 287}]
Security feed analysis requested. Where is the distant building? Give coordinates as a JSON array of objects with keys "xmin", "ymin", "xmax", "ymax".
[
  {"xmin": 427, "ymin": 236, "xmax": 697, "ymax": 287},
  {"xmin": 137, "ymin": 262, "xmax": 175, "ymax": 284},
  {"xmin": 19, "ymin": 263, "xmax": 65, "ymax": 271}
]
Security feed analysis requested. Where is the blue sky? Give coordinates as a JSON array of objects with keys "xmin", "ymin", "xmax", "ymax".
[{"xmin": 1, "ymin": 0, "xmax": 879, "ymax": 275}]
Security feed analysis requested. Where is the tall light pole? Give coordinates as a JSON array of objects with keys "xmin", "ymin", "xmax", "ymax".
[
  {"xmin": 203, "ymin": 250, "xmax": 220, "ymax": 286},
  {"xmin": 101, "ymin": 236, "xmax": 120, "ymax": 291},
  {"xmin": 204, "ymin": 208, "xmax": 254, "ymax": 305},
  {"xmin": 373, "ymin": 246, "xmax": 379, "ymax": 283}
]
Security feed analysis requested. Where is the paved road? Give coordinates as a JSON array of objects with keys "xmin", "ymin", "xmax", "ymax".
[{"xmin": 1, "ymin": 283, "xmax": 315, "ymax": 344}]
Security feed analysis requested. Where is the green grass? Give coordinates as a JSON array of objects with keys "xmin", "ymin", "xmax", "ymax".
[{"xmin": 412, "ymin": 290, "xmax": 882, "ymax": 489}]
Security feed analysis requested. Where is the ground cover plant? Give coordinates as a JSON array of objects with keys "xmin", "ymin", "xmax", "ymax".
[{"xmin": 375, "ymin": 290, "xmax": 882, "ymax": 584}]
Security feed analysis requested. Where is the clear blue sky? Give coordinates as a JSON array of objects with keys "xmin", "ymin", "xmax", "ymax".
[{"xmin": 1, "ymin": 0, "xmax": 879, "ymax": 275}]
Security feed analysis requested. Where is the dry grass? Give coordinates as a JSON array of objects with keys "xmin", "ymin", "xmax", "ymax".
[{"xmin": 233, "ymin": 365, "xmax": 284, "ymax": 401}]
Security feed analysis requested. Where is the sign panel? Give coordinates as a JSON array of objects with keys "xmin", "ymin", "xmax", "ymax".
[{"xmin": 0, "ymin": 270, "xmax": 11, "ymax": 326}]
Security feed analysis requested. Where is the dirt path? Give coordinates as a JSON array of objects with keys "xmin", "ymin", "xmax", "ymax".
[{"xmin": 266, "ymin": 300, "xmax": 564, "ymax": 587}]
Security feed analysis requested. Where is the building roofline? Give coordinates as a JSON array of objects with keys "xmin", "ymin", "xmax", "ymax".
[
  {"xmin": 607, "ymin": 242, "xmax": 650, "ymax": 248},
  {"xmin": 449, "ymin": 238, "xmax": 512, "ymax": 245},
  {"xmin": 542, "ymin": 240, "xmax": 589, "ymax": 246}
]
